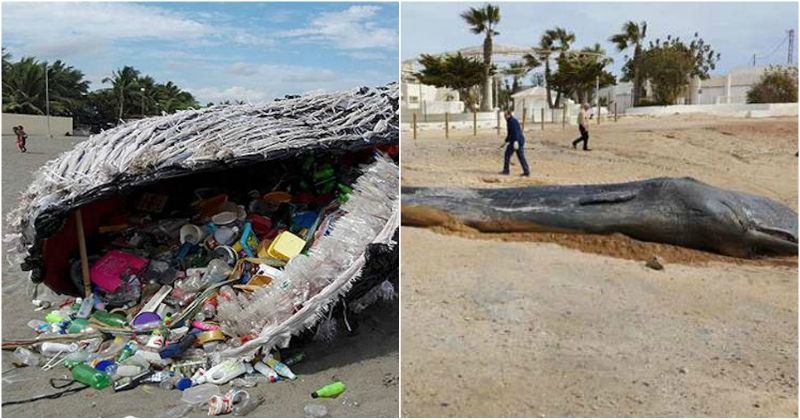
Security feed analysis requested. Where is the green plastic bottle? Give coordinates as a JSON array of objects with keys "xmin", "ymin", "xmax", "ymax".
[
  {"xmin": 311, "ymin": 381, "xmax": 346, "ymax": 398},
  {"xmin": 71, "ymin": 363, "xmax": 111, "ymax": 390},
  {"xmin": 90, "ymin": 310, "xmax": 128, "ymax": 327}
]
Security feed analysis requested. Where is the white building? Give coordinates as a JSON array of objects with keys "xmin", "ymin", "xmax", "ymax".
[
  {"xmin": 401, "ymin": 60, "xmax": 464, "ymax": 116},
  {"xmin": 599, "ymin": 66, "xmax": 785, "ymax": 112},
  {"xmin": 511, "ymin": 86, "xmax": 575, "ymax": 123}
]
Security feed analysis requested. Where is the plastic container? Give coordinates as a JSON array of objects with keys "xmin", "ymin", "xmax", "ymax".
[
  {"xmin": 253, "ymin": 361, "xmax": 280, "ymax": 383},
  {"xmin": 311, "ymin": 381, "xmax": 346, "ymax": 398},
  {"xmin": 40, "ymin": 342, "xmax": 79, "ymax": 356},
  {"xmin": 266, "ymin": 231, "xmax": 306, "ymax": 262},
  {"xmin": 12, "ymin": 347, "xmax": 40, "ymax": 367},
  {"xmin": 27, "ymin": 319, "xmax": 50, "ymax": 333},
  {"xmin": 304, "ymin": 404, "xmax": 329, "ymax": 418},
  {"xmin": 204, "ymin": 359, "xmax": 247, "ymax": 384},
  {"xmin": 233, "ymin": 394, "xmax": 264, "ymax": 417},
  {"xmin": 91, "ymin": 310, "xmax": 128, "ymax": 327},
  {"xmin": 181, "ymin": 383, "xmax": 220, "ymax": 405},
  {"xmin": 71, "ymin": 363, "xmax": 111, "ymax": 390},
  {"xmin": 265, "ymin": 356, "xmax": 296, "ymax": 380}
]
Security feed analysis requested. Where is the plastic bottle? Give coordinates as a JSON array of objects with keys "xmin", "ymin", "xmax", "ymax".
[
  {"xmin": 283, "ymin": 352, "xmax": 305, "ymax": 367},
  {"xmin": 304, "ymin": 404, "xmax": 329, "ymax": 418},
  {"xmin": 265, "ymin": 356, "xmax": 296, "ymax": 380},
  {"xmin": 12, "ymin": 347, "xmax": 40, "ymax": 367},
  {"xmin": 91, "ymin": 310, "xmax": 128, "ymax": 327},
  {"xmin": 27, "ymin": 319, "xmax": 50, "ymax": 333},
  {"xmin": 181, "ymin": 383, "xmax": 220, "ymax": 405},
  {"xmin": 311, "ymin": 381, "xmax": 346, "ymax": 399},
  {"xmin": 113, "ymin": 369, "xmax": 153, "ymax": 392},
  {"xmin": 116, "ymin": 341, "xmax": 138, "ymax": 362},
  {"xmin": 233, "ymin": 394, "xmax": 264, "ymax": 417},
  {"xmin": 71, "ymin": 363, "xmax": 111, "ymax": 390},
  {"xmin": 40, "ymin": 342, "xmax": 79, "ymax": 357},
  {"xmin": 253, "ymin": 361, "xmax": 280, "ymax": 383},
  {"xmin": 76, "ymin": 293, "xmax": 95, "ymax": 319},
  {"xmin": 204, "ymin": 359, "xmax": 247, "ymax": 384}
]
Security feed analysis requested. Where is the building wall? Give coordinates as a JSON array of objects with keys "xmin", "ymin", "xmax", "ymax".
[
  {"xmin": 625, "ymin": 102, "xmax": 798, "ymax": 118},
  {"xmin": 2, "ymin": 113, "xmax": 73, "ymax": 136}
]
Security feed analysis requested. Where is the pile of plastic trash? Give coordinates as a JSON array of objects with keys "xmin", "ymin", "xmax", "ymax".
[{"xmin": 7, "ymin": 152, "xmax": 393, "ymax": 416}]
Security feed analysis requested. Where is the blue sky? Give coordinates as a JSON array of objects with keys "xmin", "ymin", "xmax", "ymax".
[
  {"xmin": 402, "ymin": 2, "xmax": 798, "ymax": 76},
  {"xmin": 2, "ymin": 2, "xmax": 398, "ymax": 104}
]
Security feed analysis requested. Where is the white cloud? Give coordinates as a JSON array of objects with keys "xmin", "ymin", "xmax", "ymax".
[
  {"xmin": 192, "ymin": 86, "xmax": 271, "ymax": 104},
  {"xmin": 1, "ymin": 2, "xmax": 276, "ymax": 59},
  {"xmin": 2, "ymin": 2, "xmax": 211, "ymax": 58},
  {"xmin": 226, "ymin": 62, "xmax": 259, "ymax": 77},
  {"xmin": 342, "ymin": 51, "xmax": 391, "ymax": 61},
  {"xmin": 191, "ymin": 63, "xmax": 342, "ymax": 104},
  {"xmin": 279, "ymin": 5, "xmax": 397, "ymax": 50}
]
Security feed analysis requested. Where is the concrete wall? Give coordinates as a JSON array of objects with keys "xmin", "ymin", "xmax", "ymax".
[
  {"xmin": 625, "ymin": 102, "xmax": 798, "ymax": 118},
  {"xmin": 2, "ymin": 113, "xmax": 73, "ymax": 135}
]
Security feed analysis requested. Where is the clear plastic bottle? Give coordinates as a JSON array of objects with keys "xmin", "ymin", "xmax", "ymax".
[
  {"xmin": 304, "ymin": 404, "xmax": 329, "ymax": 418},
  {"xmin": 233, "ymin": 394, "xmax": 264, "ymax": 417},
  {"xmin": 12, "ymin": 347, "xmax": 40, "ymax": 367}
]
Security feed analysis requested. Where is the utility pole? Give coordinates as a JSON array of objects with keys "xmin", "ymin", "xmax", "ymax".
[
  {"xmin": 788, "ymin": 29, "xmax": 795, "ymax": 64},
  {"xmin": 752, "ymin": 53, "xmax": 756, "ymax": 67},
  {"xmin": 44, "ymin": 63, "xmax": 52, "ymax": 138},
  {"xmin": 140, "ymin": 87, "xmax": 146, "ymax": 117},
  {"xmin": 595, "ymin": 75, "xmax": 600, "ymax": 125}
]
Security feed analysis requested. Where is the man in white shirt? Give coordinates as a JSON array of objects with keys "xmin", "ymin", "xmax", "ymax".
[{"xmin": 572, "ymin": 103, "xmax": 591, "ymax": 151}]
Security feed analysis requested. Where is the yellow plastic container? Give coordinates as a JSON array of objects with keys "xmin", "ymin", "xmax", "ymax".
[{"xmin": 266, "ymin": 232, "xmax": 305, "ymax": 261}]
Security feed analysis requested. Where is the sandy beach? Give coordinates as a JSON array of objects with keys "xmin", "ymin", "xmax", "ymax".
[{"xmin": 400, "ymin": 115, "xmax": 798, "ymax": 417}]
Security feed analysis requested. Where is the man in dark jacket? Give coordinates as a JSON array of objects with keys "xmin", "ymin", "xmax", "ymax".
[{"xmin": 501, "ymin": 110, "xmax": 530, "ymax": 176}]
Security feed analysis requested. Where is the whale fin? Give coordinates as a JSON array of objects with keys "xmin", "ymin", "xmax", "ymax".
[{"xmin": 579, "ymin": 191, "xmax": 637, "ymax": 206}]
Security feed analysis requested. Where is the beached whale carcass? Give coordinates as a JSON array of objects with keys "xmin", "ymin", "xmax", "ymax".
[{"xmin": 402, "ymin": 177, "xmax": 797, "ymax": 258}]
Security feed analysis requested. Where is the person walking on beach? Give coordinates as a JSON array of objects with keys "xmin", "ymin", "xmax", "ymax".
[
  {"xmin": 501, "ymin": 110, "xmax": 530, "ymax": 177},
  {"xmin": 14, "ymin": 126, "xmax": 28, "ymax": 153},
  {"xmin": 572, "ymin": 103, "xmax": 591, "ymax": 151}
]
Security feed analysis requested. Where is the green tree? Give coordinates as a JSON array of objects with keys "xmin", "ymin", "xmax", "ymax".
[
  {"xmin": 551, "ymin": 44, "xmax": 615, "ymax": 104},
  {"xmin": 610, "ymin": 21, "xmax": 647, "ymax": 106},
  {"xmin": 503, "ymin": 61, "xmax": 532, "ymax": 93},
  {"xmin": 539, "ymin": 27, "xmax": 575, "ymax": 108},
  {"xmin": 415, "ymin": 53, "xmax": 490, "ymax": 112},
  {"xmin": 102, "ymin": 66, "xmax": 141, "ymax": 120},
  {"xmin": 747, "ymin": 66, "xmax": 798, "ymax": 103},
  {"xmin": 639, "ymin": 33, "xmax": 720, "ymax": 104},
  {"xmin": 461, "ymin": 4, "xmax": 500, "ymax": 112},
  {"xmin": 2, "ymin": 56, "xmax": 88, "ymax": 116},
  {"xmin": 154, "ymin": 81, "xmax": 199, "ymax": 113}
]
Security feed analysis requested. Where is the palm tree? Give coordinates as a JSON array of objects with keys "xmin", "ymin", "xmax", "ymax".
[
  {"xmin": 461, "ymin": 4, "xmax": 500, "ymax": 112},
  {"xmin": 609, "ymin": 21, "xmax": 647, "ymax": 106},
  {"xmin": 2, "ymin": 56, "xmax": 88, "ymax": 116},
  {"xmin": 539, "ymin": 27, "xmax": 575, "ymax": 108},
  {"xmin": 504, "ymin": 55, "xmax": 541, "ymax": 93},
  {"xmin": 154, "ymin": 81, "xmax": 199, "ymax": 114},
  {"xmin": 102, "ymin": 66, "xmax": 141, "ymax": 120},
  {"xmin": 45, "ymin": 60, "xmax": 90, "ymax": 115}
]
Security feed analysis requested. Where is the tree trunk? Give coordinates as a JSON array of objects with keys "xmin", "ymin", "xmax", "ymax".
[
  {"xmin": 632, "ymin": 46, "xmax": 642, "ymax": 106},
  {"xmin": 544, "ymin": 60, "xmax": 553, "ymax": 108},
  {"xmin": 480, "ymin": 34, "xmax": 493, "ymax": 112},
  {"xmin": 554, "ymin": 91, "xmax": 562, "ymax": 108},
  {"xmin": 118, "ymin": 90, "xmax": 124, "ymax": 121}
]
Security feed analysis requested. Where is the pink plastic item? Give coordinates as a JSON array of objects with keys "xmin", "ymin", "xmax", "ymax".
[
  {"xmin": 90, "ymin": 250, "xmax": 149, "ymax": 292},
  {"xmin": 191, "ymin": 320, "xmax": 221, "ymax": 331}
]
